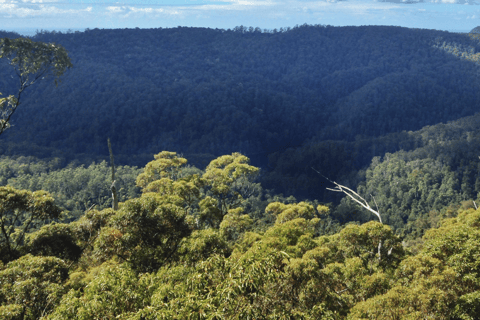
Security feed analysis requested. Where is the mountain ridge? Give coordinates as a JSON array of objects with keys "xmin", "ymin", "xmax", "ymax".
[{"xmin": 1, "ymin": 24, "xmax": 480, "ymax": 199}]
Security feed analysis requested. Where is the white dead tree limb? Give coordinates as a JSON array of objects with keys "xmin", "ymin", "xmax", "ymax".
[
  {"xmin": 313, "ymin": 168, "xmax": 392, "ymax": 261},
  {"xmin": 319, "ymin": 176, "xmax": 382, "ymax": 223},
  {"xmin": 108, "ymin": 138, "xmax": 118, "ymax": 211}
]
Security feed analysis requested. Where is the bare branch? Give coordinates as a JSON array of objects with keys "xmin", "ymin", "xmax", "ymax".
[
  {"xmin": 313, "ymin": 167, "xmax": 382, "ymax": 223},
  {"xmin": 387, "ymin": 247, "xmax": 393, "ymax": 256},
  {"xmin": 378, "ymin": 240, "xmax": 382, "ymax": 261},
  {"xmin": 108, "ymin": 138, "xmax": 118, "ymax": 211},
  {"xmin": 326, "ymin": 181, "xmax": 382, "ymax": 224},
  {"xmin": 371, "ymin": 195, "xmax": 381, "ymax": 223}
]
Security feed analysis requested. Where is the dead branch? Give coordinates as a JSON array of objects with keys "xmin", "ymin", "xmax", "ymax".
[
  {"xmin": 324, "ymin": 179, "xmax": 382, "ymax": 224},
  {"xmin": 108, "ymin": 138, "xmax": 118, "ymax": 211},
  {"xmin": 313, "ymin": 168, "xmax": 389, "ymax": 259}
]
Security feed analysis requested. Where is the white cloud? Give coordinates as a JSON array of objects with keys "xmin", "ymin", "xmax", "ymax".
[
  {"xmin": 431, "ymin": 0, "xmax": 457, "ymax": 3},
  {"xmin": 379, "ymin": 0, "xmax": 423, "ymax": 3},
  {"xmin": 0, "ymin": 3, "xmax": 15, "ymax": 10},
  {"xmin": 106, "ymin": 6, "xmax": 123, "ymax": 13},
  {"xmin": 302, "ymin": 6, "xmax": 313, "ymax": 12},
  {"xmin": 1, "ymin": 0, "xmax": 480, "ymax": 32},
  {"xmin": 0, "ymin": 2, "xmax": 93, "ymax": 18},
  {"xmin": 105, "ymin": 5, "xmax": 187, "ymax": 18},
  {"xmin": 21, "ymin": 0, "xmax": 59, "ymax": 3},
  {"xmin": 429, "ymin": 0, "xmax": 478, "ymax": 3}
]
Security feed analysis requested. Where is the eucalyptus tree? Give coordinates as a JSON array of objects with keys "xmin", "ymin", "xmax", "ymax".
[
  {"xmin": 0, "ymin": 186, "xmax": 62, "ymax": 262},
  {"xmin": 0, "ymin": 37, "xmax": 72, "ymax": 135}
]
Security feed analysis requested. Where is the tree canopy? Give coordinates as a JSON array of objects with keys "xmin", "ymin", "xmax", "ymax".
[
  {"xmin": 0, "ymin": 37, "xmax": 72, "ymax": 135},
  {"xmin": 0, "ymin": 149, "xmax": 479, "ymax": 319}
]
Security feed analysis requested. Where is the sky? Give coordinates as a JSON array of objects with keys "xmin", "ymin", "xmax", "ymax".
[{"xmin": 0, "ymin": 0, "xmax": 479, "ymax": 35}]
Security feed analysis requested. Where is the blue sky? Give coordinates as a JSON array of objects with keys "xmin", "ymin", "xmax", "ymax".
[{"xmin": 1, "ymin": 0, "xmax": 479, "ymax": 35}]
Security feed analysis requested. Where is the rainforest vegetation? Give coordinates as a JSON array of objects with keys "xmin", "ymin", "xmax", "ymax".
[{"xmin": 2, "ymin": 25, "xmax": 480, "ymax": 318}]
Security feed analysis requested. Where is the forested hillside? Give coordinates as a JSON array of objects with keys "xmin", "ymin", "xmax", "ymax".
[
  {"xmin": 4, "ymin": 24, "xmax": 480, "ymax": 318},
  {"xmin": 1, "ymin": 25, "xmax": 480, "ymax": 201},
  {"xmin": 2, "ymin": 151, "xmax": 480, "ymax": 319}
]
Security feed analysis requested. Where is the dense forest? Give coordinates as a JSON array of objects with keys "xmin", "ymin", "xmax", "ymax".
[
  {"xmin": 1, "ymin": 26, "xmax": 480, "ymax": 176},
  {"xmin": 2, "ymin": 25, "xmax": 480, "ymax": 318},
  {"xmin": 2, "ymin": 151, "xmax": 480, "ymax": 319}
]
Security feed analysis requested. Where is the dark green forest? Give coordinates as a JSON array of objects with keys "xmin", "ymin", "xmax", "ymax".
[
  {"xmin": 2, "ymin": 25, "xmax": 480, "ymax": 319},
  {"xmin": 1, "ymin": 26, "xmax": 480, "ymax": 166}
]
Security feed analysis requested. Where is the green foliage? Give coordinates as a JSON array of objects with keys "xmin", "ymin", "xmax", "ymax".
[
  {"xmin": 93, "ymin": 205, "xmax": 399, "ymax": 319},
  {"xmin": 350, "ymin": 207, "xmax": 480, "ymax": 319},
  {"xmin": 434, "ymin": 34, "xmax": 480, "ymax": 65},
  {"xmin": 0, "ymin": 37, "xmax": 71, "ymax": 81},
  {"xmin": 335, "ymin": 151, "xmax": 462, "ymax": 235},
  {"xmin": 12, "ymin": 184, "xmax": 475, "ymax": 319},
  {"xmin": 5, "ymin": 148, "xmax": 480, "ymax": 319},
  {"xmin": 340, "ymin": 222, "xmax": 404, "ymax": 265},
  {"xmin": 202, "ymin": 152, "xmax": 260, "ymax": 225},
  {"xmin": 25, "ymin": 222, "xmax": 82, "ymax": 262},
  {"xmin": 219, "ymin": 207, "xmax": 254, "ymax": 242},
  {"xmin": 135, "ymin": 151, "xmax": 262, "ymax": 229},
  {"xmin": 3, "ymin": 158, "xmax": 141, "ymax": 220},
  {"xmin": 70, "ymin": 207, "xmax": 115, "ymax": 245},
  {"xmin": 93, "ymin": 192, "xmax": 192, "ymax": 272},
  {"xmin": 266, "ymin": 201, "xmax": 318, "ymax": 224},
  {"xmin": 135, "ymin": 252, "xmax": 311, "ymax": 319},
  {"xmin": 176, "ymin": 229, "xmax": 231, "ymax": 265},
  {"xmin": 136, "ymin": 151, "xmax": 188, "ymax": 189},
  {"xmin": 0, "ymin": 37, "xmax": 72, "ymax": 135},
  {"xmin": 0, "ymin": 254, "xmax": 69, "ymax": 319},
  {"xmin": 0, "ymin": 186, "xmax": 62, "ymax": 263},
  {"xmin": 0, "ymin": 304, "xmax": 23, "ymax": 320},
  {"xmin": 47, "ymin": 262, "xmax": 155, "ymax": 320}
]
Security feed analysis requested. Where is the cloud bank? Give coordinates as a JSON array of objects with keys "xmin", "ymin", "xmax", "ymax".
[{"xmin": 0, "ymin": 0, "xmax": 478, "ymax": 32}]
